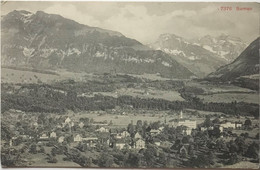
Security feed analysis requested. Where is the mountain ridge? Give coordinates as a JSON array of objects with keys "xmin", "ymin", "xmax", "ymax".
[
  {"xmin": 1, "ymin": 10, "xmax": 194, "ymax": 79},
  {"xmin": 149, "ymin": 33, "xmax": 229, "ymax": 77},
  {"xmin": 206, "ymin": 37, "xmax": 259, "ymax": 82}
]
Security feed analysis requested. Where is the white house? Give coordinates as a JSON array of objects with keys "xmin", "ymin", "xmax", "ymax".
[
  {"xmin": 39, "ymin": 133, "xmax": 49, "ymax": 139},
  {"xmin": 154, "ymin": 138, "xmax": 161, "ymax": 146},
  {"xmin": 79, "ymin": 122, "xmax": 84, "ymax": 128},
  {"xmin": 58, "ymin": 136, "xmax": 65, "ymax": 143},
  {"xmin": 115, "ymin": 140, "xmax": 128, "ymax": 150},
  {"xmin": 96, "ymin": 127, "xmax": 109, "ymax": 133},
  {"xmin": 74, "ymin": 134, "xmax": 83, "ymax": 142},
  {"xmin": 235, "ymin": 122, "xmax": 243, "ymax": 129},
  {"xmin": 135, "ymin": 139, "xmax": 145, "ymax": 149},
  {"xmin": 220, "ymin": 122, "xmax": 236, "ymax": 129},
  {"xmin": 116, "ymin": 131, "xmax": 130, "ymax": 139},
  {"xmin": 50, "ymin": 132, "xmax": 57, "ymax": 138},
  {"xmin": 184, "ymin": 129, "xmax": 192, "ymax": 135},
  {"xmin": 134, "ymin": 132, "xmax": 142, "ymax": 139},
  {"xmin": 65, "ymin": 117, "xmax": 71, "ymax": 124},
  {"xmin": 121, "ymin": 131, "xmax": 130, "ymax": 138},
  {"xmin": 150, "ymin": 129, "xmax": 160, "ymax": 136},
  {"xmin": 177, "ymin": 120, "xmax": 197, "ymax": 129}
]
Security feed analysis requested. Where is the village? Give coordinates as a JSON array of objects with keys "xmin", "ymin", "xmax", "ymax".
[{"xmin": 2, "ymin": 108, "xmax": 259, "ymax": 168}]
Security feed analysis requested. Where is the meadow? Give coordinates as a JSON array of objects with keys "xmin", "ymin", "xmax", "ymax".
[{"xmin": 198, "ymin": 93, "xmax": 259, "ymax": 104}]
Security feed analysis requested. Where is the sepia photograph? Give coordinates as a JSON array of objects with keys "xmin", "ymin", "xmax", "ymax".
[{"xmin": 1, "ymin": 1, "xmax": 259, "ymax": 169}]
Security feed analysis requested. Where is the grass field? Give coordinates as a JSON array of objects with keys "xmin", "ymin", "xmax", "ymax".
[
  {"xmin": 1, "ymin": 68, "xmax": 94, "ymax": 84},
  {"xmin": 1, "ymin": 68, "xmax": 60, "ymax": 84},
  {"xmin": 198, "ymin": 92, "xmax": 259, "ymax": 104},
  {"xmin": 91, "ymin": 87, "xmax": 185, "ymax": 102},
  {"xmin": 187, "ymin": 81, "xmax": 255, "ymax": 93},
  {"xmin": 25, "ymin": 151, "xmax": 81, "ymax": 167}
]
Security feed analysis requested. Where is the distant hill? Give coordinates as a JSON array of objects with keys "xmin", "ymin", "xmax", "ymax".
[
  {"xmin": 1, "ymin": 10, "xmax": 194, "ymax": 79},
  {"xmin": 149, "ymin": 33, "xmax": 228, "ymax": 77}
]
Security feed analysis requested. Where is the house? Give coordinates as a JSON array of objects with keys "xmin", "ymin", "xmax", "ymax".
[
  {"xmin": 154, "ymin": 138, "xmax": 161, "ymax": 146},
  {"xmin": 200, "ymin": 126, "xmax": 214, "ymax": 132},
  {"xmin": 58, "ymin": 136, "xmax": 65, "ymax": 143},
  {"xmin": 83, "ymin": 137, "xmax": 98, "ymax": 147},
  {"xmin": 134, "ymin": 132, "xmax": 142, "ymax": 139},
  {"xmin": 160, "ymin": 141, "xmax": 173, "ymax": 148},
  {"xmin": 177, "ymin": 120, "xmax": 197, "ymax": 129},
  {"xmin": 50, "ymin": 132, "xmax": 57, "ymax": 138},
  {"xmin": 39, "ymin": 133, "xmax": 49, "ymax": 139},
  {"xmin": 135, "ymin": 139, "xmax": 145, "ymax": 149},
  {"xmin": 150, "ymin": 129, "xmax": 160, "ymax": 136},
  {"xmin": 74, "ymin": 134, "xmax": 83, "ymax": 142},
  {"xmin": 65, "ymin": 117, "xmax": 71, "ymax": 124},
  {"xmin": 159, "ymin": 126, "xmax": 164, "ymax": 131},
  {"xmin": 219, "ymin": 126, "xmax": 224, "ymax": 133},
  {"xmin": 121, "ymin": 131, "xmax": 130, "ymax": 138},
  {"xmin": 96, "ymin": 127, "xmax": 109, "ymax": 133},
  {"xmin": 235, "ymin": 122, "xmax": 243, "ymax": 129},
  {"xmin": 116, "ymin": 131, "xmax": 130, "ymax": 139},
  {"xmin": 184, "ymin": 128, "xmax": 192, "ymax": 135},
  {"xmin": 220, "ymin": 122, "xmax": 236, "ymax": 129},
  {"xmin": 115, "ymin": 139, "xmax": 128, "ymax": 150},
  {"xmin": 79, "ymin": 122, "xmax": 84, "ymax": 128}
]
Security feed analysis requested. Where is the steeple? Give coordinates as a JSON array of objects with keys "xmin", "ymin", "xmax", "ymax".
[{"xmin": 180, "ymin": 110, "xmax": 183, "ymax": 119}]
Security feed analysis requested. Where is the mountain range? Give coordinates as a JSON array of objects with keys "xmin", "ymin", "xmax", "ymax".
[
  {"xmin": 149, "ymin": 34, "xmax": 248, "ymax": 77},
  {"xmin": 1, "ymin": 10, "xmax": 194, "ymax": 79}
]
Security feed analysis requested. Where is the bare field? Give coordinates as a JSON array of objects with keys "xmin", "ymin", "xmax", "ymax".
[{"xmin": 198, "ymin": 93, "xmax": 259, "ymax": 104}]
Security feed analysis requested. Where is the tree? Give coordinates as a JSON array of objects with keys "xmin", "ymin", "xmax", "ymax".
[
  {"xmin": 212, "ymin": 117, "xmax": 220, "ymax": 124},
  {"xmin": 203, "ymin": 115, "xmax": 212, "ymax": 128},
  {"xmin": 98, "ymin": 153, "xmax": 114, "ymax": 167},
  {"xmin": 124, "ymin": 152, "xmax": 141, "ymax": 167},
  {"xmin": 136, "ymin": 120, "xmax": 143, "ymax": 133},
  {"xmin": 228, "ymin": 140, "xmax": 238, "ymax": 153},
  {"xmin": 182, "ymin": 136, "xmax": 189, "ymax": 144},
  {"xmin": 143, "ymin": 145, "xmax": 157, "ymax": 167},
  {"xmin": 127, "ymin": 123, "xmax": 135, "ymax": 135},
  {"xmin": 47, "ymin": 155, "xmax": 58, "ymax": 163},
  {"xmin": 245, "ymin": 142, "xmax": 259, "ymax": 159},
  {"xmin": 244, "ymin": 119, "xmax": 252, "ymax": 129},
  {"xmin": 158, "ymin": 152, "xmax": 167, "ymax": 166},
  {"xmin": 29, "ymin": 144, "xmax": 37, "ymax": 154},
  {"xmin": 227, "ymin": 153, "xmax": 239, "ymax": 165}
]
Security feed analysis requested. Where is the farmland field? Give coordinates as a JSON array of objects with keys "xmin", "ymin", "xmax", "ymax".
[{"xmin": 197, "ymin": 93, "xmax": 259, "ymax": 104}]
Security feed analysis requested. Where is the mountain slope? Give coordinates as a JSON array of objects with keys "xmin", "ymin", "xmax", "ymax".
[
  {"xmin": 149, "ymin": 34, "xmax": 227, "ymax": 77},
  {"xmin": 207, "ymin": 37, "xmax": 259, "ymax": 82},
  {"xmin": 1, "ymin": 10, "xmax": 194, "ymax": 79}
]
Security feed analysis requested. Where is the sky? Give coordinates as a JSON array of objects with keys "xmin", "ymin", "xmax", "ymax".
[{"xmin": 1, "ymin": 1, "xmax": 259, "ymax": 44}]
